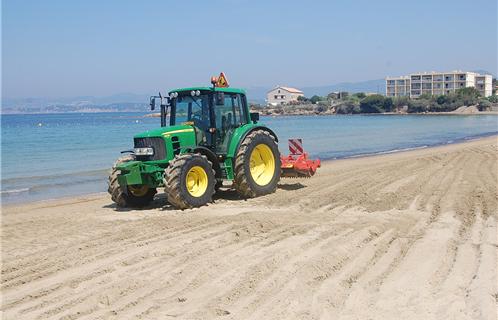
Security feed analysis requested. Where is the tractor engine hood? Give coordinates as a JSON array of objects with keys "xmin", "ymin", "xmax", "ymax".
[
  {"xmin": 132, "ymin": 124, "xmax": 198, "ymax": 163},
  {"xmin": 133, "ymin": 124, "xmax": 195, "ymax": 139}
]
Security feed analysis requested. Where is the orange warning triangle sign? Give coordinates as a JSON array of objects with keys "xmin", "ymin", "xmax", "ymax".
[{"xmin": 216, "ymin": 72, "xmax": 229, "ymax": 87}]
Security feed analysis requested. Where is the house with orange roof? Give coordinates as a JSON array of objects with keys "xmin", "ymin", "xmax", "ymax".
[{"xmin": 267, "ymin": 86, "xmax": 304, "ymax": 106}]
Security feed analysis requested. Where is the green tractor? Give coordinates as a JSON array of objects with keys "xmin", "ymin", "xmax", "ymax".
[
  {"xmin": 108, "ymin": 74, "xmax": 320, "ymax": 209},
  {"xmin": 108, "ymin": 74, "xmax": 282, "ymax": 209}
]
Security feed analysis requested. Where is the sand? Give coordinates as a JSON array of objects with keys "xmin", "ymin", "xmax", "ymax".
[{"xmin": 1, "ymin": 136, "xmax": 497, "ymax": 320}]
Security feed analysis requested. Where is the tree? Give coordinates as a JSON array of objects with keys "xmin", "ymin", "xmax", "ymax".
[
  {"xmin": 488, "ymin": 95, "xmax": 498, "ymax": 103},
  {"xmin": 455, "ymin": 87, "xmax": 480, "ymax": 105},
  {"xmin": 383, "ymin": 97, "xmax": 394, "ymax": 112},
  {"xmin": 359, "ymin": 94, "xmax": 387, "ymax": 113},
  {"xmin": 310, "ymin": 95, "xmax": 323, "ymax": 104},
  {"xmin": 478, "ymin": 99, "xmax": 491, "ymax": 111},
  {"xmin": 353, "ymin": 92, "xmax": 366, "ymax": 99},
  {"xmin": 393, "ymin": 96, "xmax": 409, "ymax": 108},
  {"xmin": 297, "ymin": 95, "xmax": 308, "ymax": 103},
  {"xmin": 419, "ymin": 93, "xmax": 432, "ymax": 100},
  {"xmin": 436, "ymin": 95, "xmax": 449, "ymax": 105},
  {"xmin": 407, "ymin": 99, "xmax": 430, "ymax": 113}
]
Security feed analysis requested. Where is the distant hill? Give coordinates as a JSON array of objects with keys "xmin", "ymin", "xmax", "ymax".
[
  {"xmin": 1, "ymin": 93, "xmax": 151, "ymax": 114},
  {"xmin": 0, "ymin": 79, "xmax": 387, "ymax": 112},
  {"xmin": 300, "ymin": 79, "xmax": 385, "ymax": 97},
  {"xmin": 3, "ymin": 72, "xmax": 494, "ymax": 113}
]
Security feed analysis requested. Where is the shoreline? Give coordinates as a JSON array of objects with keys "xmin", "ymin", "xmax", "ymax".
[
  {"xmin": 257, "ymin": 111, "xmax": 498, "ymax": 117},
  {"xmin": 3, "ymin": 110, "xmax": 498, "ymax": 116},
  {"xmin": 3, "ymin": 134, "xmax": 497, "ymax": 209}
]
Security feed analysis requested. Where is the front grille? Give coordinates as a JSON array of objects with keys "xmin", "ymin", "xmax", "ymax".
[{"xmin": 134, "ymin": 137, "xmax": 166, "ymax": 161}]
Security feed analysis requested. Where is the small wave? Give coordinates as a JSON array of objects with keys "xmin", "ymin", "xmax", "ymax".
[
  {"xmin": 28, "ymin": 177, "xmax": 105, "ymax": 192},
  {"xmin": 0, "ymin": 188, "xmax": 30, "ymax": 195}
]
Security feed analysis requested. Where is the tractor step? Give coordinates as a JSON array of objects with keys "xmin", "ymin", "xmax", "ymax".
[{"xmin": 280, "ymin": 139, "xmax": 321, "ymax": 178}]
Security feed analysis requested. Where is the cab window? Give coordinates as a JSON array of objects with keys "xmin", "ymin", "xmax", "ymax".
[{"xmin": 214, "ymin": 93, "xmax": 246, "ymax": 153}]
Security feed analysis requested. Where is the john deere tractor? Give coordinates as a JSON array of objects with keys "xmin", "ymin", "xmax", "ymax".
[{"xmin": 108, "ymin": 74, "xmax": 281, "ymax": 209}]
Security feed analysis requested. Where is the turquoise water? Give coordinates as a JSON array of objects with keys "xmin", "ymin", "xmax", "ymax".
[{"xmin": 1, "ymin": 112, "xmax": 497, "ymax": 204}]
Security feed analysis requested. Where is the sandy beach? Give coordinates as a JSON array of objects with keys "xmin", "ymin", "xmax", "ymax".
[{"xmin": 1, "ymin": 136, "xmax": 497, "ymax": 320}]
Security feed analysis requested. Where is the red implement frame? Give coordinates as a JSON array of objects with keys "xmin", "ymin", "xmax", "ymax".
[{"xmin": 280, "ymin": 139, "xmax": 321, "ymax": 178}]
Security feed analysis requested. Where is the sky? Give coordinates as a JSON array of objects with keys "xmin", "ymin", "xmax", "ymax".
[{"xmin": 2, "ymin": 0, "xmax": 497, "ymax": 98}]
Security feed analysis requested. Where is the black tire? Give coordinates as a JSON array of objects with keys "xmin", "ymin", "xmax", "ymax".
[
  {"xmin": 164, "ymin": 154, "xmax": 216, "ymax": 209},
  {"xmin": 234, "ymin": 130, "xmax": 281, "ymax": 198},
  {"xmin": 108, "ymin": 155, "xmax": 157, "ymax": 208}
]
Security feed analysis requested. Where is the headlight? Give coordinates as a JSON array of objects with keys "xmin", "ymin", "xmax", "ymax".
[{"xmin": 134, "ymin": 147, "xmax": 154, "ymax": 156}]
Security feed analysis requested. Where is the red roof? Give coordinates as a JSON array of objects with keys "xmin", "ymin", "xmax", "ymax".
[{"xmin": 269, "ymin": 86, "xmax": 303, "ymax": 94}]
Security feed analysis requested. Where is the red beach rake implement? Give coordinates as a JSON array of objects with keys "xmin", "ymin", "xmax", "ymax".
[{"xmin": 280, "ymin": 139, "xmax": 321, "ymax": 178}]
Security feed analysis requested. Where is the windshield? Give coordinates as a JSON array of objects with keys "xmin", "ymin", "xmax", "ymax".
[{"xmin": 173, "ymin": 93, "xmax": 211, "ymax": 130}]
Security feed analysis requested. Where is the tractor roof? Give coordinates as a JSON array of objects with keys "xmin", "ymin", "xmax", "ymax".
[{"xmin": 168, "ymin": 87, "xmax": 246, "ymax": 95}]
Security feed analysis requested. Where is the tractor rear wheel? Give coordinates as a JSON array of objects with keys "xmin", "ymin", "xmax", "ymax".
[
  {"xmin": 108, "ymin": 155, "xmax": 157, "ymax": 208},
  {"xmin": 234, "ymin": 130, "xmax": 281, "ymax": 198},
  {"xmin": 164, "ymin": 154, "xmax": 216, "ymax": 209}
]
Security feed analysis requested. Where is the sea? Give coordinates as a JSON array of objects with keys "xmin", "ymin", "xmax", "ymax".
[{"xmin": 1, "ymin": 112, "xmax": 497, "ymax": 204}]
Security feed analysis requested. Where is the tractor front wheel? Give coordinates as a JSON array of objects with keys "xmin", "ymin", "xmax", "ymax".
[
  {"xmin": 234, "ymin": 130, "xmax": 281, "ymax": 198},
  {"xmin": 164, "ymin": 154, "xmax": 216, "ymax": 209},
  {"xmin": 108, "ymin": 155, "xmax": 157, "ymax": 208}
]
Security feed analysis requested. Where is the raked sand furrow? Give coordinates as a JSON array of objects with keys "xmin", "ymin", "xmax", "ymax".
[
  {"xmin": 203, "ymin": 226, "xmax": 376, "ymax": 318},
  {"xmin": 5, "ymin": 223, "xmax": 252, "ymax": 317},
  {"xmin": 78, "ymin": 222, "xmax": 321, "ymax": 319},
  {"xmin": 26, "ymin": 220, "xmax": 306, "ymax": 319},
  {"xmin": 1, "ymin": 136, "xmax": 496, "ymax": 320},
  {"xmin": 1, "ymin": 218, "xmax": 235, "ymax": 290}
]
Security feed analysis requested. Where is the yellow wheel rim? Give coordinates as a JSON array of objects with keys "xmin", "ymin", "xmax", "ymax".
[
  {"xmin": 186, "ymin": 166, "xmax": 208, "ymax": 197},
  {"xmin": 128, "ymin": 185, "xmax": 149, "ymax": 197},
  {"xmin": 250, "ymin": 144, "xmax": 275, "ymax": 186}
]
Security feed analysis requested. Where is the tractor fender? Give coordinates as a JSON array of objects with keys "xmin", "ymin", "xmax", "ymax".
[
  {"xmin": 180, "ymin": 146, "xmax": 222, "ymax": 179},
  {"xmin": 234, "ymin": 125, "xmax": 279, "ymax": 156}
]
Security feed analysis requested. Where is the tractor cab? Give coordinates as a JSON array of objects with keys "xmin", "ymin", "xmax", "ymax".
[
  {"xmin": 168, "ymin": 88, "xmax": 249, "ymax": 154},
  {"xmin": 149, "ymin": 74, "xmax": 254, "ymax": 155}
]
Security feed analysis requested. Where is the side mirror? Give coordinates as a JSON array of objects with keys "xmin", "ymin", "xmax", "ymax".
[
  {"xmin": 149, "ymin": 97, "xmax": 156, "ymax": 111},
  {"xmin": 250, "ymin": 112, "xmax": 259, "ymax": 123},
  {"xmin": 215, "ymin": 92, "xmax": 225, "ymax": 105}
]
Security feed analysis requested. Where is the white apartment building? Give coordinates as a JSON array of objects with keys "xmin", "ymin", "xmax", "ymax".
[
  {"xmin": 267, "ymin": 86, "xmax": 304, "ymax": 105},
  {"xmin": 386, "ymin": 71, "xmax": 493, "ymax": 98}
]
